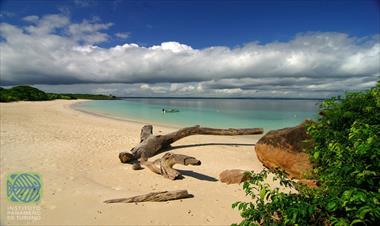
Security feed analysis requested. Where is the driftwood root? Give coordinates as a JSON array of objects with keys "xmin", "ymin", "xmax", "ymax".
[{"xmin": 142, "ymin": 152, "xmax": 201, "ymax": 180}]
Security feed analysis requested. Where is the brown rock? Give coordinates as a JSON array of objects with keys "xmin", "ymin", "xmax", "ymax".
[
  {"xmin": 255, "ymin": 121, "xmax": 313, "ymax": 179},
  {"xmin": 297, "ymin": 179, "xmax": 318, "ymax": 188},
  {"xmin": 219, "ymin": 169, "xmax": 249, "ymax": 184}
]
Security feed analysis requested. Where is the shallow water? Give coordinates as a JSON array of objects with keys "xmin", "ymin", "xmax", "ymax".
[{"xmin": 74, "ymin": 98, "xmax": 321, "ymax": 131}]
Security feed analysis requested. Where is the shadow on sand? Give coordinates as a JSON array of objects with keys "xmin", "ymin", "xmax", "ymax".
[
  {"xmin": 168, "ymin": 142, "xmax": 255, "ymax": 151},
  {"xmin": 141, "ymin": 143, "xmax": 255, "ymax": 181},
  {"xmin": 177, "ymin": 169, "xmax": 218, "ymax": 182}
]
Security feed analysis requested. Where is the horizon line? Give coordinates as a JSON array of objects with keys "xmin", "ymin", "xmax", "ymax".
[{"xmin": 118, "ymin": 96, "xmax": 326, "ymax": 101}]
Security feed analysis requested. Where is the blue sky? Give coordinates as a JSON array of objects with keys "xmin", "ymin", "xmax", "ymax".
[
  {"xmin": 0, "ymin": 0, "xmax": 379, "ymax": 97},
  {"xmin": 2, "ymin": 0, "xmax": 379, "ymax": 48}
]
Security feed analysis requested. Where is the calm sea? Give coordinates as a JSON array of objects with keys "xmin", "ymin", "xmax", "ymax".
[{"xmin": 74, "ymin": 98, "xmax": 321, "ymax": 131}]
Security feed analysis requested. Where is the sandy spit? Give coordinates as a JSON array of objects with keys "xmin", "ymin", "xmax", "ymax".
[{"xmin": 0, "ymin": 100, "xmax": 265, "ymax": 225}]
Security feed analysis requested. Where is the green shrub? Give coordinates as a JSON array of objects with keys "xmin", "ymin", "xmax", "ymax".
[{"xmin": 233, "ymin": 82, "xmax": 380, "ymax": 225}]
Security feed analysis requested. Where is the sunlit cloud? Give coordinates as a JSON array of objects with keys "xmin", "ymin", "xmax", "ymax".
[{"xmin": 0, "ymin": 13, "xmax": 379, "ymax": 97}]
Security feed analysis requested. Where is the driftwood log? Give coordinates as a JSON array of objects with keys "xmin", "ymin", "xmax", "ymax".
[
  {"xmin": 119, "ymin": 125, "xmax": 264, "ymax": 166},
  {"xmin": 142, "ymin": 152, "xmax": 201, "ymax": 180},
  {"xmin": 104, "ymin": 190, "xmax": 193, "ymax": 203}
]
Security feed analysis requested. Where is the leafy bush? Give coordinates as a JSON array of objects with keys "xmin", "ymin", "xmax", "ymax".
[
  {"xmin": 234, "ymin": 82, "xmax": 380, "ymax": 225},
  {"xmin": 233, "ymin": 169, "xmax": 328, "ymax": 225}
]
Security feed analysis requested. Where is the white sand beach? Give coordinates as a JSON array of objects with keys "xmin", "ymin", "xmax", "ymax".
[{"xmin": 0, "ymin": 100, "xmax": 265, "ymax": 225}]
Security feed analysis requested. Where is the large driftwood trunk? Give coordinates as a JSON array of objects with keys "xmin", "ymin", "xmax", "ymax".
[
  {"xmin": 104, "ymin": 190, "xmax": 193, "ymax": 203},
  {"xmin": 119, "ymin": 125, "xmax": 263, "ymax": 164}
]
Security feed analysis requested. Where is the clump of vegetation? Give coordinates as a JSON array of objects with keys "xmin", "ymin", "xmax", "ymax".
[
  {"xmin": 59, "ymin": 93, "xmax": 118, "ymax": 100},
  {"xmin": 0, "ymin": 86, "xmax": 50, "ymax": 102},
  {"xmin": 233, "ymin": 82, "xmax": 380, "ymax": 225},
  {"xmin": 0, "ymin": 85, "xmax": 117, "ymax": 102}
]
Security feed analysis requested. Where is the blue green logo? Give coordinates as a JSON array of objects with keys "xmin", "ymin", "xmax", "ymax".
[{"xmin": 7, "ymin": 172, "xmax": 42, "ymax": 203}]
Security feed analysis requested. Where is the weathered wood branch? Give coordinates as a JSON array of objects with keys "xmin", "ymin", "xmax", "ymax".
[
  {"xmin": 104, "ymin": 190, "xmax": 193, "ymax": 203},
  {"xmin": 142, "ymin": 153, "xmax": 201, "ymax": 180},
  {"xmin": 140, "ymin": 125, "xmax": 153, "ymax": 142},
  {"xmin": 119, "ymin": 125, "xmax": 263, "ymax": 165}
]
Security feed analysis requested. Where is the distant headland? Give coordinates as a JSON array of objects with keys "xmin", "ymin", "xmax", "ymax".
[{"xmin": 0, "ymin": 86, "xmax": 118, "ymax": 102}]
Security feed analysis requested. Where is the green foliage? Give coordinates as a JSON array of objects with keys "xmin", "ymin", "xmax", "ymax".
[
  {"xmin": 234, "ymin": 169, "xmax": 380, "ymax": 225},
  {"xmin": 59, "ymin": 93, "xmax": 118, "ymax": 100},
  {"xmin": 233, "ymin": 169, "xmax": 328, "ymax": 226},
  {"xmin": 306, "ymin": 82, "xmax": 380, "ymax": 225},
  {"xmin": 46, "ymin": 93, "xmax": 75, "ymax": 100},
  {"xmin": 0, "ymin": 85, "xmax": 50, "ymax": 102},
  {"xmin": 233, "ymin": 83, "xmax": 380, "ymax": 225},
  {"xmin": 0, "ymin": 86, "xmax": 118, "ymax": 102}
]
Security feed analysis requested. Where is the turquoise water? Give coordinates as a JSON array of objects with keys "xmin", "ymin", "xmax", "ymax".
[{"xmin": 74, "ymin": 98, "xmax": 321, "ymax": 131}]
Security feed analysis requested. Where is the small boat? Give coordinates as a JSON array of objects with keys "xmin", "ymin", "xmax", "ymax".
[{"xmin": 162, "ymin": 108, "xmax": 179, "ymax": 113}]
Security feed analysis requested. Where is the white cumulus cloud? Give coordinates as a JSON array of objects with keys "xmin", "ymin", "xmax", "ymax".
[{"xmin": 0, "ymin": 13, "xmax": 379, "ymax": 98}]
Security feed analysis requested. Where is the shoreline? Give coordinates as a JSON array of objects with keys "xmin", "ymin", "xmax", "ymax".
[
  {"xmin": 71, "ymin": 100, "xmax": 266, "ymax": 141},
  {"xmin": 1, "ymin": 100, "xmax": 265, "ymax": 225},
  {"xmin": 70, "ymin": 100, "xmax": 183, "ymax": 130}
]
